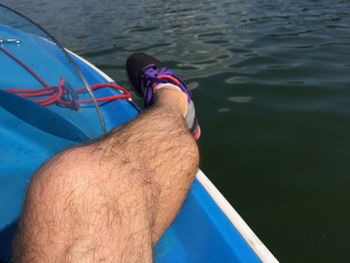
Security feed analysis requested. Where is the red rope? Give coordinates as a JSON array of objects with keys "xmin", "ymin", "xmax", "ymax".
[
  {"xmin": 73, "ymin": 83, "xmax": 131, "ymax": 104},
  {"xmin": 0, "ymin": 43, "xmax": 131, "ymax": 107},
  {"xmin": 0, "ymin": 46, "xmax": 50, "ymax": 88}
]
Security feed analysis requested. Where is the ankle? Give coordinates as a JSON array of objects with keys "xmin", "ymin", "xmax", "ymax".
[{"xmin": 154, "ymin": 86, "xmax": 188, "ymax": 118}]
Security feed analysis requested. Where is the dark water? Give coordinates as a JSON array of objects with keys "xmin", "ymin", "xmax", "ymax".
[{"xmin": 2, "ymin": 0, "xmax": 350, "ymax": 261}]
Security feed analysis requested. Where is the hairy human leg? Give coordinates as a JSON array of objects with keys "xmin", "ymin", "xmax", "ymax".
[{"xmin": 13, "ymin": 87, "xmax": 199, "ymax": 263}]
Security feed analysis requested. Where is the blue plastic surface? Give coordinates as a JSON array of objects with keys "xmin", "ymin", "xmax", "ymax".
[{"xmin": 0, "ymin": 24, "xmax": 261, "ymax": 263}]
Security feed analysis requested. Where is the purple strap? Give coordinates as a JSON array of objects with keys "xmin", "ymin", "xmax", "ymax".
[{"xmin": 142, "ymin": 64, "xmax": 191, "ymax": 107}]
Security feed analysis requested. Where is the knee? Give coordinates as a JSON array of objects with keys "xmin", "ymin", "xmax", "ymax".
[
  {"xmin": 27, "ymin": 144, "xmax": 132, "ymax": 206},
  {"xmin": 27, "ymin": 146, "xmax": 97, "ymax": 205}
]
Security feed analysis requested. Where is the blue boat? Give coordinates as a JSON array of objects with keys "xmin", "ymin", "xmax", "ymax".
[{"xmin": 0, "ymin": 5, "xmax": 278, "ymax": 262}]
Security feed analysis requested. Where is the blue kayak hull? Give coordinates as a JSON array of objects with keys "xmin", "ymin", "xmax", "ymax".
[{"xmin": 0, "ymin": 24, "xmax": 273, "ymax": 262}]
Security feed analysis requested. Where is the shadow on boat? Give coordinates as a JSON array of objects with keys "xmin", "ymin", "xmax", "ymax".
[{"xmin": 0, "ymin": 220, "xmax": 18, "ymax": 262}]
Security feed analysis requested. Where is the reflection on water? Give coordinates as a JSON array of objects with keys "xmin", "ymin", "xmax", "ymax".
[
  {"xmin": 228, "ymin": 96, "xmax": 252, "ymax": 103},
  {"xmin": 3, "ymin": 0, "xmax": 350, "ymax": 261}
]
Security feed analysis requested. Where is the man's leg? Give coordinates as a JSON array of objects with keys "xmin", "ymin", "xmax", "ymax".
[{"xmin": 13, "ymin": 87, "xmax": 199, "ymax": 262}]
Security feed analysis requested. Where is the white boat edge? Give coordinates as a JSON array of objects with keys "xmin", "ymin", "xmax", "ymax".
[
  {"xmin": 67, "ymin": 49, "xmax": 279, "ymax": 263},
  {"xmin": 196, "ymin": 169, "xmax": 279, "ymax": 263}
]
